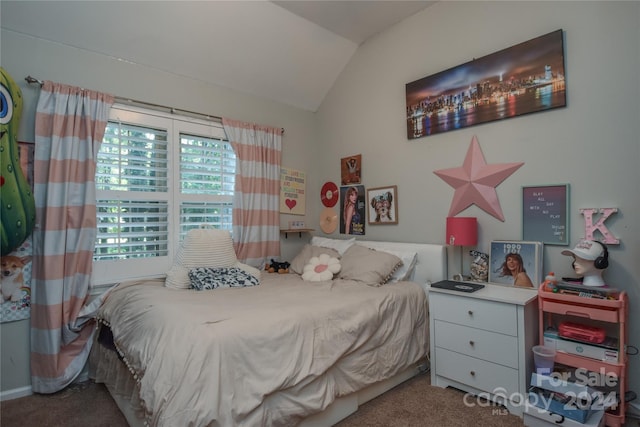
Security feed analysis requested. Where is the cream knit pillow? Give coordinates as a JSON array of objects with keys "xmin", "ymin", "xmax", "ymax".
[{"xmin": 165, "ymin": 229, "xmax": 260, "ymax": 289}]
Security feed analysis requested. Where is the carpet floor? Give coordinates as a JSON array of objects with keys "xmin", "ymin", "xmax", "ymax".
[{"xmin": 1, "ymin": 372, "xmax": 525, "ymax": 426}]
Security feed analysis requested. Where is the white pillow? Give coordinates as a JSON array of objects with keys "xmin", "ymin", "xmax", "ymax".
[
  {"xmin": 311, "ymin": 236, "xmax": 355, "ymax": 255},
  {"xmin": 381, "ymin": 249, "xmax": 418, "ymax": 283},
  {"xmin": 301, "ymin": 254, "xmax": 341, "ymax": 282},
  {"xmin": 165, "ymin": 229, "xmax": 260, "ymax": 289}
]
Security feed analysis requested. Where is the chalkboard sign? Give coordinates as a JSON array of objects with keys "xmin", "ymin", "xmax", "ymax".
[{"xmin": 522, "ymin": 184, "xmax": 569, "ymax": 245}]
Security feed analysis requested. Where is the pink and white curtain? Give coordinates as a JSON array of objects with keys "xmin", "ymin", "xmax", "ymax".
[
  {"xmin": 31, "ymin": 81, "xmax": 113, "ymax": 393},
  {"xmin": 222, "ymin": 118, "xmax": 282, "ymax": 268}
]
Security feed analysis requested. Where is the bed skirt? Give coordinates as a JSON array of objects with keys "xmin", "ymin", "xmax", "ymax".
[{"xmin": 89, "ymin": 329, "xmax": 429, "ymax": 427}]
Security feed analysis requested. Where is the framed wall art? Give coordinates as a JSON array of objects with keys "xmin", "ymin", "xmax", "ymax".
[
  {"xmin": 340, "ymin": 185, "xmax": 365, "ymax": 235},
  {"xmin": 489, "ymin": 240, "xmax": 543, "ymax": 288},
  {"xmin": 522, "ymin": 184, "xmax": 569, "ymax": 245},
  {"xmin": 367, "ymin": 185, "xmax": 398, "ymax": 225},
  {"xmin": 341, "ymin": 154, "xmax": 361, "ymax": 185},
  {"xmin": 279, "ymin": 167, "xmax": 306, "ymax": 215},
  {"xmin": 406, "ymin": 29, "xmax": 566, "ymax": 139}
]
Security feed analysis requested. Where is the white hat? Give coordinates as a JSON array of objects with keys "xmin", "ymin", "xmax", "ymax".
[{"xmin": 561, "ymin": 239, "xmax": 604, "ymax": 260}]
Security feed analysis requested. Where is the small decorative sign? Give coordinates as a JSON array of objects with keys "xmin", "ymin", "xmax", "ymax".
[
  {"xmin": 280, "ymin": 167, "xmax": 306, "ymax": 215},
  {"xmin": 522, "ymin": 184, "xmax": 569, "ymax": 245}
]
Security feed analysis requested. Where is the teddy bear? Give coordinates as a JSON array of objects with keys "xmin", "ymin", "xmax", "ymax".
[{"xmin": 264, "ymin": 259, "xmax": 290, "ymax": 274}]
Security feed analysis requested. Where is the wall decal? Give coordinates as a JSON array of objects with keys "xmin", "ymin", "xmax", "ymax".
[
  {"xmin": 580, "ymin": 208, "xmax": 619, "ymax": 244},
  {"xmin": 434, "ymin": 135, "xmax": 523, "ymax": 222}
]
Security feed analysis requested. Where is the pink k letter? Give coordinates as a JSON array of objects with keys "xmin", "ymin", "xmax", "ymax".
[{"xmin": 580, "ymin": 208, "xmax": 619, "ymax": 244}]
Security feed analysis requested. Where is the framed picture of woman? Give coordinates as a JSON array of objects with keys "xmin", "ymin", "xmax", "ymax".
[
  {"xmin": 489, "ymin": 240, "xmax": 543, "ymax": 288},
  {"xmin": 340, "ymin": 185, "xmax": 365, "ymax": 235}
]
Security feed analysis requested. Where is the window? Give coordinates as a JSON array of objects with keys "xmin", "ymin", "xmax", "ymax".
[{"xmin": 93, "ymin": 106, "xmax": 234, "ymax": 285}]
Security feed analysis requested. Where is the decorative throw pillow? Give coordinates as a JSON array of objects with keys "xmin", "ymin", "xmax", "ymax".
[
  {"xmin": 290, "ymin": 244, "xmax": 340, "ymax": 275},
  {"xmin": 301, "ymin": 254, "xmax": 341, "ymax": 282},
  {"xmin": 381, "ymin": 249, "xmax": 418, "ymax": 283},
  {"xmin": 189, "ymin": 267, "xmax": 260, "ymax": 290},
  {"xmin": 339, "ymin": 244, "xmax": 403, "ymax": 286},
  {"xmin": 165, "ymin": 229, "xmax": 260, "ymax": 289},
  {"xmin": 310, "ymin": 236, "xmax": 355, "ymax": 255}
]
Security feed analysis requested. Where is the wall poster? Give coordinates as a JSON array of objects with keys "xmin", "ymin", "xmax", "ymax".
[
  {"xmin": 1, "ymin": 142, "xmax": 35, "ymax": 323},
  {"xmin": 279, "ymin": 167, "xmax": 306, "ymax": 215},
  {"xmin": 340, "ymin": 185, "xmax": 365, "ymax": 235},
  {"xmin": 522, "ymin": 184, "xmax": 569, "ymax": 245}
]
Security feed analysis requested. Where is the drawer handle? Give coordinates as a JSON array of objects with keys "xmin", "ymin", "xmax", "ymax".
[
  {"xmin": 470, "ymin": 371, "xmax": 476, "ymax": 376},
  {"xmin": 469, "ymin": 340, "xmax": 475, "ymax": 346},
  {"xmin": 468, "ymin": 310, "xmax": 473, "ymax": 316}
]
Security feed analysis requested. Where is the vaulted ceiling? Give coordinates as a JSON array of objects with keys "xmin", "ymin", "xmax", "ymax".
[{"xmin": 1, "ymin": 1, "xmax": 436, "ymax": 112}]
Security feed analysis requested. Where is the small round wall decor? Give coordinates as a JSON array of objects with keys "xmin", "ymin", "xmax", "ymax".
[{"xmin": 320, "ymin": 181, "xmax": 338, "ymax": 207}]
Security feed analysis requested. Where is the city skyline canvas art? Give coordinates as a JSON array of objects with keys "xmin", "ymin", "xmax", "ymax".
[{"xmin": 406, "ymin": 29, "xmax": 566, "ymax": 139}]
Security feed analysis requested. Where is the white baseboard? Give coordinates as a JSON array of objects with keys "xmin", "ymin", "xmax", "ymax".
[{"xmin": 0, "ymin": 385, "xmax": 32, "ymax": 402}]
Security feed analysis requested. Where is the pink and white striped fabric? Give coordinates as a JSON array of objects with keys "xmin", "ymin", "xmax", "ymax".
[
  {"xmin": 31, "ymin": 81, "xmax": 113, "ymax": 393},
  {"xmin": 222, "ymin": 118, "xmax": 282, "ymax": 268}
]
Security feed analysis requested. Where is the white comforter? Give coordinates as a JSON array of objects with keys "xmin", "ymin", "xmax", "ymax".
[{"xmin": 97, "ymin": 274, "xmax": 428, "ymax": 426}]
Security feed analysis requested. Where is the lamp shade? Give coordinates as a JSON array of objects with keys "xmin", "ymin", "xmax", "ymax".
[{"xmin": 446, "ymin": 217, "xmax": 478, "ymax": 246}]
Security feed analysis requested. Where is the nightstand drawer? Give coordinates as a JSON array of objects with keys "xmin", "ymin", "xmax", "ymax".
[
  {"xmin": 435, "ymin": 347, "xmax": 520, "ymax": 400},
  {"xmin": 429, "ymin": 292, "xmax": 517, "ymax": 335},
  {"xmin": 434, "ymin": 320, "xmax": 518, "ymax": 368}
]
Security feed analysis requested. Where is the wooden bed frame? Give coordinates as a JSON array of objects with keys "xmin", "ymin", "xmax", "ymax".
[{"xmin": 92, "ymin": 240, "xmax": 447, "ymax": 426}]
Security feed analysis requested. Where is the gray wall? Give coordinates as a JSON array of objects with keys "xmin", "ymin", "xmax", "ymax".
[{"xmin": 315, "ymin": 1, "xmax": 640, "ymax": 399}]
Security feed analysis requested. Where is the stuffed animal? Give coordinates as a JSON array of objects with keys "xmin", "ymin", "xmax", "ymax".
[{"xmin": 265, "ymin": 259, "xmax": 290, "ymax": 274}]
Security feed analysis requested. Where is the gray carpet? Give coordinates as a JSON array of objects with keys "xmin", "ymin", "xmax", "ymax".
[{"xmin": 1, "ymin": 372, "xmax": 525, "ymax": 426}]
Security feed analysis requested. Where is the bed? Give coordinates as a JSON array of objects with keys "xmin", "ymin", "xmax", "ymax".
[{"xmin": 89, "ymin": 234, "xmax": 447, "ymax": 427}]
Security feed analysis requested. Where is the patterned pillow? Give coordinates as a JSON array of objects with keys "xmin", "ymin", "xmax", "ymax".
[
  {"xmin": 165, "ymin": 229, "xmax": 260, "ymax": 289},
  {"xmin": 189, "ymin": 267, "xmax": 260, "ymax": 291}
]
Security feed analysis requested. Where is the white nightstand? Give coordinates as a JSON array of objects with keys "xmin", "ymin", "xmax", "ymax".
[{"xmin": 429, "ymin": 282, "xmax": 538, "ymax": 416}]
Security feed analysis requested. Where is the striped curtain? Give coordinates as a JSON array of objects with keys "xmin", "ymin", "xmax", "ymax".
[
  {"xmin": 31, "ymin": 81, "xmax": 114, "ymax": 393},
  {"xmin": 222, "ymin": 118, "xmax": 282, "ymax": 268}
]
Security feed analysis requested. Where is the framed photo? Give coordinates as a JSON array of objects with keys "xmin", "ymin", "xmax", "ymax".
[
  {"xmin": 406, "ymin": 29, "xmax": 566, "ymax": 139},
  {"xmin": 522, "ymin": 184, "xmax": 569, "ymax": 245},
  {"xmin": 340, "ymin": 185, "xmax": 365, "ymax": 235},
  {"xmin": 489, "ymin": 240, "xmax": 543, "ymax": 287},
  {"xmin": 341, "ymin": 154, "xmax": 361, "ymax": 185},
  {"xmin": 367, "ymin": 186, "xmax": 398, "ymax": 225}
]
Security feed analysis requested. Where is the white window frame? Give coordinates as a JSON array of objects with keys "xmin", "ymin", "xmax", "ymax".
[{"xmin": 92, "ymin": 105, "xmax": 231, "ymax": 286}]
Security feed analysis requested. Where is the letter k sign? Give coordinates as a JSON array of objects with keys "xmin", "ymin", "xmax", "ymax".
[{"xmin": 580, "ymin": 208, "xmax": 620, "ymax": 244}]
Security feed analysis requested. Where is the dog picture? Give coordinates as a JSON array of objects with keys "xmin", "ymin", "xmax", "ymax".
[
  {"xmin": 1, "ymin": 255, "xmax": 31, "ymax": 302},
  {"xmin": 370, "ymin": 191, "xmax": 394, "ymax": 223}
]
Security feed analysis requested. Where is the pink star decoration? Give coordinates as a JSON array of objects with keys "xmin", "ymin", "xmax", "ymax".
[{"xmin": 434, "ymin": 135, "xmax": 524, "ymax": 222}]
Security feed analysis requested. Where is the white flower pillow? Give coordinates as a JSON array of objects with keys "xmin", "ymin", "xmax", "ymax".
[{"xmin": 301, "ymin": 254, "xmax": 341, "ymax": 282}]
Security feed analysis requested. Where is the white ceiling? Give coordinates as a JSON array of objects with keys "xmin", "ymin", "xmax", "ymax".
[{"xmin": 1, "ymin": 1, "xmax": 436, "ymax": 112}]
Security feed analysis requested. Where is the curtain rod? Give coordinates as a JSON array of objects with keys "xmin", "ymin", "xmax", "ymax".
[{"xmin": 24, "ymin": 75, "xmax": 284, "ymax": 133}]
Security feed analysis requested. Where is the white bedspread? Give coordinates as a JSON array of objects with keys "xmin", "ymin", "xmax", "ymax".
[{"xmin": 96, "ymin": 274, "xmax": 428, "ymax": 426}]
